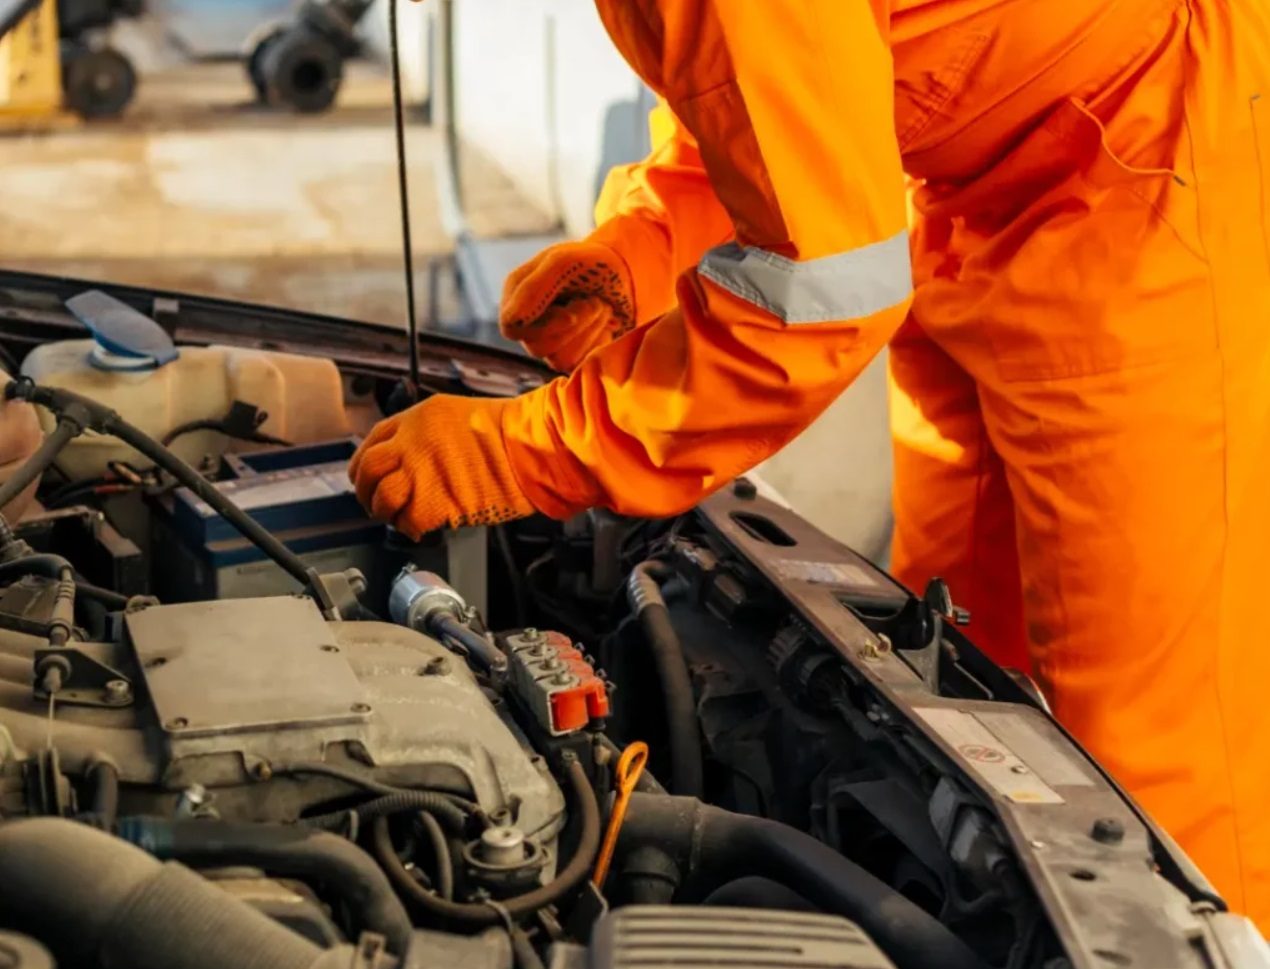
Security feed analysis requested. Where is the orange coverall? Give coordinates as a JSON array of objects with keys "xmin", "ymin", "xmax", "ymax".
[{"xmin": 358, "ymin": 0, "xmax": 1270, "ymax": 925}]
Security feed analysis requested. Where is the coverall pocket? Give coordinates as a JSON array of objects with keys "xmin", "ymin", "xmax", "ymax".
[{"xmin": 986, "ymin": 97, "xmax": 1215, "ymax": 383}]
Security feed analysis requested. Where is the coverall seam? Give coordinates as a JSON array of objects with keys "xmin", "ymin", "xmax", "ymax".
[
  {"xmin": 1178, "ymin": 9, "xmax": 1246, "ymax": 906},
  {"xmin": 1069, "ymin": 165, "xmax": 1206, "ymax": 267},
  {"xmin": 896, "ymin": 32, "xmax": 992, "ymax": 152},
  {"xmin": 676, "ymin": 79, "xmax": 788, "ymax": 251}
]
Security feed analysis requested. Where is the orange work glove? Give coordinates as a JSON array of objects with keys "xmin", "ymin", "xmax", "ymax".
[
  {"xmin": 499, "ymin": 240, "xmax": 636, "ymax": 373},
  {"xmin": 349, "ymin": 395, "xmax": 536, "ymax": 540}
]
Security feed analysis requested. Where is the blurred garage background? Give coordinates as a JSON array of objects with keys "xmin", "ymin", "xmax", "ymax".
[{"xmin": 0, "ymin": 0, "xmax": 892, "ymax": 558}]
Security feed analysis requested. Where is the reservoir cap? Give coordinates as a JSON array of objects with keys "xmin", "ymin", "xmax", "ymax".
[{"xmin": 66, "ymin": 289, "xmax": 179, "ymax": 371}]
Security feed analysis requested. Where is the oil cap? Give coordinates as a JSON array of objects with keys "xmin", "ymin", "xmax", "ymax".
[{"xmin": 67, "ymin": 290, "xmax": 179, "ymax": 372}]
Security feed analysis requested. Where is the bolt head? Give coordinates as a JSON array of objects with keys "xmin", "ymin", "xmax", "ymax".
[
  {"xmin": 351, "ymin": 702, "xmax": 371, "ymax": 714},
  {"xmin": 167, "ymin": 717, "xmax": 189, "ymax": 730},
  {"xmin": 1091, "ymin": 817, "xmax": 1126, "ymax": 845},
  {"xmin": 1011, "ymin": 764, "xmax": 1030, "ymax": 775},
  {"xmin": 252, "ymin": 761, "xmax": 273, "ymax": 781},
  {"xmin": 320, "ymin": 645, "xmax": 339, "ymax": 653},
  {"xmin": 104, "ymin": 679, "xmax": 130, "ymax": 700},
  {"xmin": 732, "ymin": 477, "xmax": 758, "ymax": 500}
]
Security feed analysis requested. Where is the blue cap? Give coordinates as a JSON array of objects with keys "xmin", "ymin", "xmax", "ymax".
[{"xmin": 66, "ymin": 290, "xmax": 179, "ymax": 371}]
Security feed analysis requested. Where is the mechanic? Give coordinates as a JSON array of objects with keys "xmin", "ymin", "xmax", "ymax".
[{"xmin": 352, "ymin": 0, "xmax": 1270, "ymax": 928}]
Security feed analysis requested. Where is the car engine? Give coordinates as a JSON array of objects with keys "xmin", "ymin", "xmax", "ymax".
[{"xmin": 0, "ymin": 302, "xmax": 1266, "ymax": 969}]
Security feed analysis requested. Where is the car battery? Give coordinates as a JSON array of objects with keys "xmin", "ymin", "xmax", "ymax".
[{"xmin": 151, "ymin": 439, "xmax": 486, "ymax": 610}]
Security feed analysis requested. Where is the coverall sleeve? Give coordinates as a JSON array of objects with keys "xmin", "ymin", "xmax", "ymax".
[
  {"xmin": 590, "ymin": 99, "xmax": 734, "ymax": 326},
  {"xmin": 503, "ymin": 0, "xmax": 912, "ymax": 520}
]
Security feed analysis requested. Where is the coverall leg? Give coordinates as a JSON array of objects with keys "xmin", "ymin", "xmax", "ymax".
[
  {"xmin": 887, "ymin": 315, "xmax": 1029, "ymax": 674},
  {"xmin": 902, "ymin": 0, "xmax": 1270, "ymax": 924}
]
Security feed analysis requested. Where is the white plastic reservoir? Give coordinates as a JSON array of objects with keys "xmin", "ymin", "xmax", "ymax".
[{"xmin": 21, "ymin": 340, "xmax": 353, "ymax": 482}]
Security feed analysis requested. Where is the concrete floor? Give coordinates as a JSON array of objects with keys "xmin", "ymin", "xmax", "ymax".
[{"xmin": 0, "ymin": 60, "xmax": 556, "ymax": 328}]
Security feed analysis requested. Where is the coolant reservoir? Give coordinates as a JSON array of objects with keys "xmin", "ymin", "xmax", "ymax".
[
  {"xmin": 21, "ymin": 336, "xmax": 353, "ymax": 482},
  {"xmin": 0, "ymin": 370, "xmax": 44, "ymax": 520}
]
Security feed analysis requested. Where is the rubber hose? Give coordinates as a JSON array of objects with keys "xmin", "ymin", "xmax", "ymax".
[
  {"xmin": 301, "ymin": 790, "xmax": 469, "ymax": 834},
  {"xmin": 0, "ymin": 556, "xmax": 74, "ymax": 647},
  {"xmin": 89, "ymin": 761, "xmax": 120, "ymax": 829},
  {"xmin": 372, "ymin": 757, "xmax": 600, "ymax": 926},
  {"xmin": 618, "ymin": 793, "xmax": 988, "ymax": 969},
  {"xmin": 103, "ymin": 415, "xmax": 312, "ymax": 588},
  {"xmin": 116, "ymin": 817, "xmax": 412, "ymax": 955},
  {"xmin": 433, "ymin": 614, "xmax": 506, "ymax": 673},
  {"xmin": 47, "ymin": 566, "xmax": 76, "ymax": 647},
  {"xmin": 74, "ymin": 580, "xmax": 131, "ymax": 609},
  {"xmin": 0, "ymin": 419, "xmax": 79, "ymax": 511},
  {"xmin": 0, "ymin": 555, "xmax": 129, "ymax": 609},
  {"xmin": 418, "ymin": 809, "xmax": 455, "ymax": 901},
  {"xmin": 4, "ymin": 382, "xmax": 312, "ymax": 590},
  {"xmin": 705, "ymin": 876, "xmax": 820, "ymax": 913},
  {"xmin": 278, "ymin": 761, "xmax": 482, "ymax": 814},
  {"xmin": 0, "ymin": 817, "xmax": 322, "ymax": 969},
  {"xmin": 626, "ymin": 562, "xmax": 704, "ymax": 797}
]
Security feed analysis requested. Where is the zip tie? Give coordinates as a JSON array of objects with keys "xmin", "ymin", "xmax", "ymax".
[{"xmin": 592, "ymin": 741, "xmax": 649, "ymax": 888}]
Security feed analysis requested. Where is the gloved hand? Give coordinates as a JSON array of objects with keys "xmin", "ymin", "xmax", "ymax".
[
  {"xmin": 349, "ymin": 395, "xmax": 536, "ymax": 540},
  {"xmin": 499, "ymin": 240, "xmax": 636, "ymax": 373}
]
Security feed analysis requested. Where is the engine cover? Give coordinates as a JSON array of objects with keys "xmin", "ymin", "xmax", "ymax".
[{"xmin": 0, "ymin": 597, "xmax": 564, "ymax": 841}]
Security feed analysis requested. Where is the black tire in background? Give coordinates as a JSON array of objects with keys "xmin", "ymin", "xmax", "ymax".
[
  {"xmin": 258, "ymin": 26, "xmax": 344, "ymax": 113},
  {"xmin": 61, "ymin": 44, "xmax": 137, "ymax": 120},
  {"xmin": 245, "ymin": 24, "xmax": 288, "ymax": 101}
]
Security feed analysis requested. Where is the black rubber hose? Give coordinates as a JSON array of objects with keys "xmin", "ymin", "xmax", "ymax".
[
  {"xmin": 372, "ymin": 756, "xmax": 600, "ymax": 926},
  {"xmin": 0, "ymin": 554, "xmax": 131, "ymax": 611},
  {"xmin": 301, "ymin": 790, "xmax": 470, "ymax": 835},
  {"xmin": 0, "ymin": 419, "xmax": 80, "ymax": 511},
  {"xmin": 626, "ymin": 562, "xmax": 704, "ymax": 797},
  {"xmin": 433, "ymin": 613, "xmax": 507, "ymax": 673},
  {"xmin": 618, "ymin": 793, "xmax": 988, "ymax": 969},
  {"xmin": 46, "ymin": 565, "xmax": 75, "ymax": 647},
  {"xmin": 5, "ymin": 382, "xmax": 312, "ymax": 590},
  {"xmin": 277, "ymin": 761, "xmax": 482, "ymax": 814},
  {"xmin": 162, "ymin": 419, "xmax": 291, "ymax": 448},
  {"xmin": 116, "ymin": 817, "xmax": 412, "ymax": 955},
  {"xmin": 74, "ymin": 580, "xmax": 130, "ymax": 610},
  {"xmin": 103, "ymin": 415, "xmax": 312, "ymax": 588},
  {"xmin": 0, "ymin": 818, "xmax": 323, "ymax": 969},
  {"xmin": 88, "ymin": 761, "xmax": 120, "ymax": 829},
  {"xmin": 417, "ymin": 809, "xmax": 455, "ymax": 901},
  {"xmin": 705, "ymin": 876, "xmax": 820, "ymax": 913}
]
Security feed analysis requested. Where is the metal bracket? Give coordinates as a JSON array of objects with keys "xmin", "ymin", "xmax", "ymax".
[
  {"xmin": 901, "ymin": 578, "xmax": 972, "ymax": 692},
  {"xmin": 33, "ymin": 642, "xmax": 133, "ymax": 708}
]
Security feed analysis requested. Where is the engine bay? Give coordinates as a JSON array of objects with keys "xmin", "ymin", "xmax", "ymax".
[{"xmin": 0, "ymin": 285, "xmax": 1265, "ymax": 969}]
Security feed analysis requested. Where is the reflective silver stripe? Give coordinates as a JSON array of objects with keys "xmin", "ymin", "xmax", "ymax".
[{"xmin": 697, "ymin": 230, "xmax": 912, "ymax": 324}]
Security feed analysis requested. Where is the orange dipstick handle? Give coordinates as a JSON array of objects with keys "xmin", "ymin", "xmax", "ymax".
[{"xmin": 592, "ymin": 741, "xmax": 649, "ymax": 888}]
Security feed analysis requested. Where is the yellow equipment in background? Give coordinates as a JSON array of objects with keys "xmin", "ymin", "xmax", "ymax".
[
  {"xmin": 0, "ymin": 0, "xmax": 65, "ymax": 123},
  {"xmin": 0, "ymin": 0, "xmax": 137, "ymax": 126}
]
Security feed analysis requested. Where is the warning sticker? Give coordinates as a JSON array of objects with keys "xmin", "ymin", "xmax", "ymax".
[
  {"xmin": 959, "ymin": 744, "xmax": 1006, "ymax": 764},
  {"xmin": 773, "ymin": 559, "xmax": 881, "ymax": 589},
  {"xmin": 915, "ymin": 707, "xmax": 1064, "ymax": 805}
]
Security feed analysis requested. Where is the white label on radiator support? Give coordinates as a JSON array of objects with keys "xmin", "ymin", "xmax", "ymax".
[{"xmin": 914, "ymin": 707, "xmax": 1065, "ymax": 805}]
